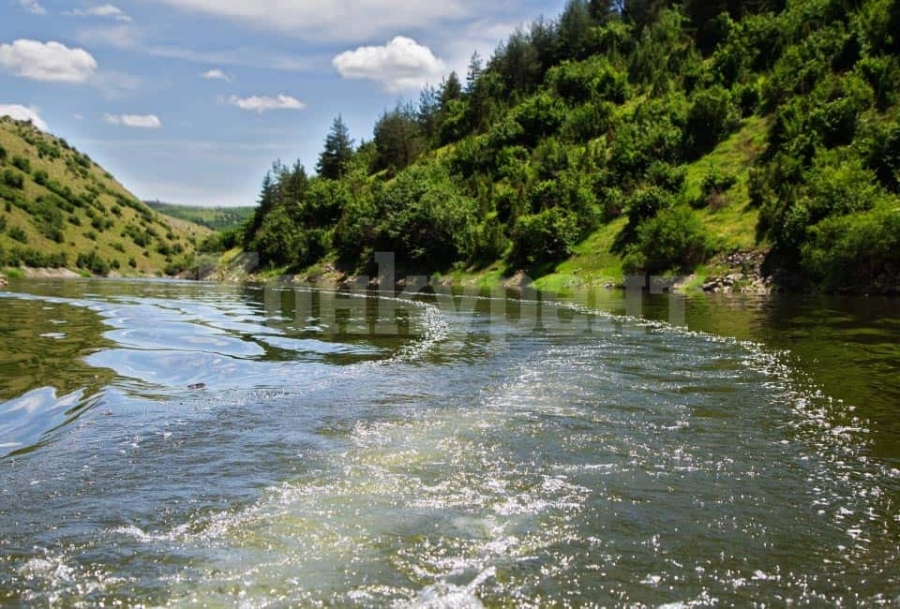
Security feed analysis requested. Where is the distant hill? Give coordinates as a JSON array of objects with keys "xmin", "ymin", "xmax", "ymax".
[
  {"xmin": 146, "ymin": 201, "xmax": 255, "ymax": 232},
  {"xmin": 0, "ymin": 117, "xmax": 208, "ymax": 276}
]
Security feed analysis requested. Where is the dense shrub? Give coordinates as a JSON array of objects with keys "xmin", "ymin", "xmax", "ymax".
[
  {"xmin": 375, "ymin": 165, "xmax": 478, "ymax": 267},
  {"xmin": 76, "ymin": 250, "xmax": 110, "ymax": 275},
  {"xmin": 2, "ymin": 169, "xmax": 24, "ymax": 189},
  {"xmin": 510, "ymin": 207, "xmax": 580, "ymax": 266},
  {"xmin": 685, "ymin": 86, "xmax": 740, "ymax": 157},
  {"xmin": 623, "ymin": 205, "xmax": 711, "ymax": 273},
  {"xmin": 15, "ymin": 248, "xmax": 67, "ymax": 268},
  {"xmin": 8, "ymin": 226, "xmax": 27, "ymax": 243},
  {"xmin": 548, "ymin": 58, "xmax": 629, "ymax": 106},
  {"xmin": 10, "ymin": 156, "xmax": 30, "ymax": 173},
  {"xmin": 802, "ymin": 205, "xmax": 900, "ymax": 289}
]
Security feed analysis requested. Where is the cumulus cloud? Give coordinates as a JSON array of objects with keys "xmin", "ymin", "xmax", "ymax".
[
  {"xmin": 18, "ymin": 0, "xmax": 46, "ymax": 15},
  {"xmin": 0, "ymin": 104, "xmax": 48, "ymax": 131},
  {"xmin": 66, "ymin": 4, "xmax": 133, "ymax": 22},
  {"xmin": 333, "ymin": 36, "xmax": 446, "ymax": 93},
  {"xmin": 104, "ymin": 113, "xmax": 162, "ymax": 128},
  {"xmin": 0, "ymin": 40, "xmax": 98, "ymax": 83},
  {"xmin": 148, "ymin": 0, "xmax": 469, "ymax": 41},
  {"xmin": 227, "ymin": 94, "xmax": 306, "ymax": 113},
  {"xmin": 202, "ymin": 68, "xmax": 233, "ymax": 82}
]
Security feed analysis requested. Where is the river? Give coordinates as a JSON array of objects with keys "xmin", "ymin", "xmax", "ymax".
[{"xmin": 0, "ymin": 277, "xmax": 897, "ymax": 607}]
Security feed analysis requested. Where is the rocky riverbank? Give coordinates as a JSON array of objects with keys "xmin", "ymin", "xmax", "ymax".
[{"xmin": 697, "ymin": 250, "xmax": 772, "ymax": 295}]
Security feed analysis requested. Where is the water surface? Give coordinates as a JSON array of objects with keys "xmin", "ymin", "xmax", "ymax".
[{"xmin": 0, "ymin": 278, "xmax": 897, "ymax": 607}]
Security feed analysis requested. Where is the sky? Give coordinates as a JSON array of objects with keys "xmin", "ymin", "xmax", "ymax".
[{"xmin": 1, "ymin": 0, "xmax": 569, "ymax": 207}]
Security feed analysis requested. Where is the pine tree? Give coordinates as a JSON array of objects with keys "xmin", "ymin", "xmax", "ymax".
[
  {"xmin": 316, "ymin": 115, "xmax": 354, "ymax": 180},
  {"xmin": 440, "ymin": 72, "xmax": 463, "ymax": 109}
]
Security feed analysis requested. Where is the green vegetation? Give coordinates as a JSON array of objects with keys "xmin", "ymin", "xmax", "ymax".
[
  {"xmin": 0, "ymin": 117, "xmax": 205, "ymax": 275},
  {"xmin": 145, "ymin": 200, "xmax": 255, "ymax": 231},
  {"xmin": 233, "ymin": 0, "xmax": 900, "ymax": 293}
]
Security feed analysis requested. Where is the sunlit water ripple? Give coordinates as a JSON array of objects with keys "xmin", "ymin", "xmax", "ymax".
[{"xmin": 0, "ymin": 280, "xmax": 897, "ymax": 607}]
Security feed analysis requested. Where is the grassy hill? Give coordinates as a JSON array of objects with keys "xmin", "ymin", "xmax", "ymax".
[
  {"xmin": 146, "ymin": 201, "xmax": 255, "ymax": 232},
  {"xmin": 0, "ymin": 117, "xmax": 208, "ymax": 276}
]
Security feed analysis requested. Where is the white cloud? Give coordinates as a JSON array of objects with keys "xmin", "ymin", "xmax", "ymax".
[
  {"xmin": 66, "ymin": 4, "xmax": 133, "ymax": 22},
  {"xmin": 202, "ymin": 69, "xmax": 233, "ymax": 82},
  {"xmin": 333, "ymin": 36, "xmax": 446, "ymax": 93},
  {"xmin": 0, "ymin": 40, "xmax": 98, "ymax": 83},
  {"xmin": 227, "ymin": 94, "xmax": 306, "ymax": 113},
  {"xmin": 148, "ymin": 0, "xmax": 470, "ymax": 41},
  {"xmin": 104, "ymin": 113, "xmax": 163, "ymax": 128},
  {"xmin": 0, "ymin": 104, "xmax": 49, "ymax": 131},
  {"xmin": 18, "ymin": 0, "xmax": 46, "ymax": 15}
]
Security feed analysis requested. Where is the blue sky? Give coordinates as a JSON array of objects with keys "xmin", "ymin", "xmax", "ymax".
[{"xmin": 1, "ymin": 0, "xmax": 568, "ymax": 206}]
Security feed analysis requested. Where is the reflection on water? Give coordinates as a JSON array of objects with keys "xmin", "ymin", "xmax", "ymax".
[{"xmin": 0, "ymin": 277, "xmax": 897, "ymax": 607}]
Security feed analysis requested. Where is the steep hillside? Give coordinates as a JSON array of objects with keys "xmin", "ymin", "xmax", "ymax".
[
  {"xmin": 238, "ymin": 0, "xmax": 900, "ymax": 293},
  {"xmin": 0, "ymin": 117, "xmax": 206, "ymax": 276},
  {"xmin": 146, "ymin": 201, "xmax": 254, "ymax": 231}
]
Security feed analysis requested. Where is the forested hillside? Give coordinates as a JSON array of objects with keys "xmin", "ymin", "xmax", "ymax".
[
  {"xmin": 240, "ymin": 0, "xmax": 900, "ymax": 292},
  {"xmin": 0, "ymin": 118, "xmax": 205, "ymax": 276}
]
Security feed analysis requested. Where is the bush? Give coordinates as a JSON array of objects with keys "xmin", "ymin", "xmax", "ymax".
[
  {"xmin": 560, "ymin": 101, "xmax": 614, "ymax": 143},
  {"xmin": 623, "ymin": 205, "xmax": 711, "ymax": 273},
  {"xmin": 376, "ymin": 165, "xmax": 479, "ymax": 267},
  {"xmin": 692, "ymin": 167, "xmax": 738, "ymax": 209},
  {"xmin": 511, "ymin": 207, "xmax": 580, "ymax": 266},
  {"xmin": 548, "ymin": 58, "xmax": 630, "ymax": 106},
  {"xmin": 861, "ymin": 119, "xmax": 900, "ymax": 193},
  {"xmin": 11, "ymin": 156, "xmax": 30, "ymax": 173},
  {"xmin": 855, "ymin": 56, "xmax": 900, "ymax": 111},
  {"xmin": 8, "ymin": 226, "xmax": 27, "ymax": 243},
  {"xmin": 15, "ymin": 248, "xmax": 67, "ymax": 268},
  {"xmin": 732, "ymin": 82, "xmax": 761, "ymax": 117},
  {"xmin": 647, "ymin": 162, "xmax": 686, "ymax": 193},
  {"xmin": 2, "ymin": 169, "xmax": 24, "ymax": 189},
  {"xmin": 809, "ymin": 75, "xmax": 872, "ymax": 148},
  {"xmin": 76, "ymin": 250, "xmax": 110, "ymax": 276},
  {"xmin": 0, "ymin": 144, "xmax": 6, "ymax": 162},
  {"xmin": 33, "ymin": 170, "xmax": 49, "ymax": 185},
  {"xmin": 802, "ymin": 205, "xmax": 900, "ymax": 289},
  {"xmin": 685, "ymin": 86, "xmax": 740, "ymax": 157},
  {"xmin": 509, "ymin": 93, "xmax": 566, "ymax": 147}
]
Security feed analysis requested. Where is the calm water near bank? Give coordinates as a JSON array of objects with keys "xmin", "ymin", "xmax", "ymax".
[{"xmin": 0, "ymin": 277, "xmax": 897, "ymax": 607}]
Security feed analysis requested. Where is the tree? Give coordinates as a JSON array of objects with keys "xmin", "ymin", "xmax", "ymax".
[
  {"xmin": 316, "ymin": 115, "xmax": 354, "ymax": 180},
  {"xmin": 440, "ymin": 72, "xmax": 463, "ymax": 109},
  {"xmin": 418, "ymin": 84, "xmax": 442, "ymax": 146},
  {"xmin": 465, "ymin": 52, "xmax": 484, "ymax": 94},
  {"xmin": 373, "ymin": 103, "xmax": 425, "ymax": 174},
  {"xmin": 558, "ymin": 0, "xmax": 595, "ymax": 60},
  {"xmin": 244, "ymin": 167, "xmax": 278, "ymax": 244}
]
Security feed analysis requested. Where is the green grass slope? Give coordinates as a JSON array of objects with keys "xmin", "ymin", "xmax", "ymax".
[
  {"xmin": 0, "ymin": 117, "xmax": 207, "ymax": 276},
  {"xmin": 145, "ymin": 201, "xmax": 255, "ymax": 231}
]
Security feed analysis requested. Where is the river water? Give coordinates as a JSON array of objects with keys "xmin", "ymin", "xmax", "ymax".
[{"xmin": 0, "ymin": 278, "xmax": 897, "ymax": 607}]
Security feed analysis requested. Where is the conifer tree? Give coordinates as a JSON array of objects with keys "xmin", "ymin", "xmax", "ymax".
[{"xmin": 316, "ymin": 115, "xmax": 354, "ymax": 180}]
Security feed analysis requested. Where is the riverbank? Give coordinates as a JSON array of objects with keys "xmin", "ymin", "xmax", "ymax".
[{"xmin": 210, "ymin": 247, "xmax": 776, "ymax": 297}]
